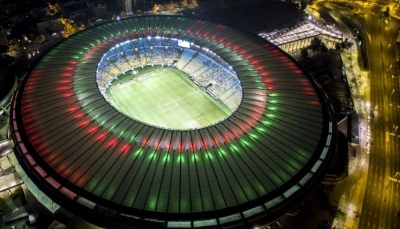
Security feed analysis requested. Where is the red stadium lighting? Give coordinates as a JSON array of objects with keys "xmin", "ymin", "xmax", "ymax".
[{"xmin": 10, "ymin": 16, "xmax": 336, "ymax": 229}]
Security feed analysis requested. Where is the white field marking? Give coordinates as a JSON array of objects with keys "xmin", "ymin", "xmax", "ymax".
[
  {"xmin": 115, "ymin": 87, "xmax": 139, "ymax": 117},
  {"xmin": 158, "ymin": 98, "xmax": 178, "ymax": 111},
  {"xmin": 137, "ymin": 76, "xmax": 197, "ymax": 117},
  {"xmin": 110, "ymin": 88, "xmax": 132, "ymax": 116}
]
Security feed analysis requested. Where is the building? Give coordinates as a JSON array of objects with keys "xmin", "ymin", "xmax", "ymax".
[
  {"xmin": 63, "ymin": 0, "xmax": 89, "ymax": 20},
  {"xmin": 0, "ymin": 2, "xmax": 16, "ymax": 15},
  {"xmin": 260, "ymin": 21, "xmax": 343, "ymax": 55},
  {"xmin": 29, "ymin": 6, "xmax": 46, "ymax": 21},
  {"xmin": 197, "ymin": 0, "xmax": 273, "ymax": 11},
  {"xmin": 10, "ymin": 15, "xmax": 337, "ymax": 228},
  {"xmin": 11, "ymin": 13, "xmax": 29, "ymax": 24},
  {"xmin": 133, "ymin": 0, "xmax": 145, "ymax": 6},
  {"xmin": 118, "ymin": 0, "xmax": 133, "ymax": 15},
  {"xmin": 91, "ymin": 3, "xmax": 107, "ymax": 20},
  {"xmin": 0, "ymin": 26, "xmax": 7, "ymax": 45},
  {"xmin": 36, "ymin": 16, "xmax": 63, "ymax": 35}
]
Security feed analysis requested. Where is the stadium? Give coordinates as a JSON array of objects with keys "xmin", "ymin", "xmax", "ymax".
[{"xmin": 10, "ymin": 16, "xmax": 337, "ymax": 228}]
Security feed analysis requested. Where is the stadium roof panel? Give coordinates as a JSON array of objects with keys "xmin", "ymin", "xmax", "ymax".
[{"xmin": 11, "ymin": 16, "xmax": 336, "ymax": 228}]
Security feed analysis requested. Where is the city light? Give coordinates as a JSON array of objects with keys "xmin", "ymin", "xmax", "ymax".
[{"xmin": 2, "ymin": 0, "xmax": 399, "ymax": 228}]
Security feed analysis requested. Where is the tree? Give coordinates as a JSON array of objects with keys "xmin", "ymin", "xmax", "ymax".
[
  {"xmin": 167, "ymin": 2, "xmax": 178, "ymax": 11},
  {"xmin": 300, "ymin": 0, "xmax": 312, "ymax": 10},
  {"xmin": 301, "ymin": 48, "xmax": 309, "ymax": 60},
  {"xmin": 181, "ymin": 0, "xmax": 189, "ymax": 8},
  {"xmin": 152, "ymin": 4, "xmax": 161, "ymax": 14},
  {"xmin": 335, "ymin": 43, "xmax": 342, "ymax": 51},
  {"xmin": 0, "ymin": 45, "xmax": 8, "ymax": 53},
  {"xmin": 320, "ymin": 43, "xmax": 328, "ymax": 53},
  {"xmin": 345, "ymin": 41, "xmax": 354, "ymax": 49},
  {"xmin": 10, "ymin": 20, "xmax": 35, "ymax": 40},
  {"xmin": 310, "ymin": 37, "xmax": 322, "ymax": 53},
  {"xmin": 74, "ymin": 9, "xmax": 94, "ymax": 27}
]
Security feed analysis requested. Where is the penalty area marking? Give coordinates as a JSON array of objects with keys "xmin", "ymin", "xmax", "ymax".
[{"xmin": 110, "ymin": 88, "xmax": 133, "ymax": 116}]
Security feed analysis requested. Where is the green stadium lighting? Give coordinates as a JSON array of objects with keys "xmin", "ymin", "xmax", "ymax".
[
  {"xmin": 11, "ymin": 16, "xmax": 336, "ymax": 229},
  {"xmin": 134, "ymin": 149, "xmax": 143, "ymax": 157}
]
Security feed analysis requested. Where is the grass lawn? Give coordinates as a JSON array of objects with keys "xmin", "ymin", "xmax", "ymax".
[{"xmin": 106, "ymin": 66, "xmax": 231, "ymax": 129}]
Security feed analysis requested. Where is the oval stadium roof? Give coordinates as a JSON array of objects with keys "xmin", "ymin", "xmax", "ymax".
[{"xmin": 10, "ymin": 16, "xmax": 337, "ymax": 228}]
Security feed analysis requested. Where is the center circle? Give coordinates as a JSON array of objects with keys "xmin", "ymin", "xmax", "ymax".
[{"xmin": 96, "ymin": 37, "xmax": 243, "ymax": 130}]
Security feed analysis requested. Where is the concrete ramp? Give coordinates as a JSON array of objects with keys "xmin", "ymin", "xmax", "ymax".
[{"xmin": 0, "ymin": 139, "xmax": 14, "ymax": 157}]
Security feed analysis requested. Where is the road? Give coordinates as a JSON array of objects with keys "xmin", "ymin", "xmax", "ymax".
[
  {"xmin": 359, "ymin": 6, "xmax": 400, "ymax": 229},
  {"xmin": 340, "ymin": 2, "xmax": 400, "ymax": 229},
  {"xmin": 318, "ymin": 1, "xmax": 400, "ymax": 228}
]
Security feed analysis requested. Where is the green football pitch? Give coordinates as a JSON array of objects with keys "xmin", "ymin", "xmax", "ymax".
[{"xmin": 106, "ymin": 66, "xmax": 232, "ymax": 130}]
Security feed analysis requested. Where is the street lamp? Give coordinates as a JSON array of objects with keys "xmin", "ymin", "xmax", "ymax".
[{"xmin": 365, "ymin": 102, "xmax": 370, "ymax": 113}]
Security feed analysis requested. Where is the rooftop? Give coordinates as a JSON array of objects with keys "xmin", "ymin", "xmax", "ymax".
[{"xmin": 10, "ymin": 15, "xmax": 336, "ymax": 228}]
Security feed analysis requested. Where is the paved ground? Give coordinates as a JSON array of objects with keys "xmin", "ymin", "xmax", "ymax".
[
  {"xmin": 0, "ymin": 156, "xmax": 29, "ymax": 229},
  {"xmin": 329, "ymin": 31, "xmax": 371, "ymax": 229}
]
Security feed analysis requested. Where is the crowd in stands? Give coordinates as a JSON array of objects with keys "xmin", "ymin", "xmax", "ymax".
[{"xmin": 96, "ymin": 37, "xmax": 242, "ymax": 111}]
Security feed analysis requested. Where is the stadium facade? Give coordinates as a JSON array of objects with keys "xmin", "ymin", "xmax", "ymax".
[{"xmin": 9, "ymin": 16, "xmax": 337, "ymax": 228}]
